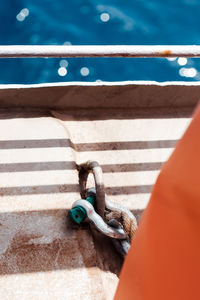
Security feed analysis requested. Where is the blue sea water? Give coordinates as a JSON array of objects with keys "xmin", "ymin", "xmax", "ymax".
[{"xmin": 1, "ymin": 0, "xmax": 200, "ymax": 84}]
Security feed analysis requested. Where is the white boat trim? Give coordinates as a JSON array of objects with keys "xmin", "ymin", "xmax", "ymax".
[
  {"xmin": 0, "ymin": 45, "xmax": 200, "ymax": 57},
  {"xmin": 0, "ymin": 81, "xmax": 200, "ymax": 89}
]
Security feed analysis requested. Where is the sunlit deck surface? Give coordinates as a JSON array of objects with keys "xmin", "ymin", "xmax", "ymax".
[{"xmin": 0, "ymin": 81, "xmax": 196, "ymax": 299}]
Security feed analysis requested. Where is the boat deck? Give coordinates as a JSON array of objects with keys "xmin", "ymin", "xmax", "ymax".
[{"xmin": 0, "ymin": 82, "xmax": 195, "ymax": 299}]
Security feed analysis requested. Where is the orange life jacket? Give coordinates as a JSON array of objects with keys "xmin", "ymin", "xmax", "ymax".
[{"xmin": 114, "ymin": 105, "xmax": 200, "ymax": 300}]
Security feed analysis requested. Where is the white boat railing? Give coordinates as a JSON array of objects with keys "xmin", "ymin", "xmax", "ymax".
[{"xmin": 0, "ymin": 45, "xmax": 200, "ymax": 58}]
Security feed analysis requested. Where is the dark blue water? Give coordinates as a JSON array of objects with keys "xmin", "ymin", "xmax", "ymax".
[{"xmin": 1, "ymin": 0, "xmax": 200, "ymax": 84}]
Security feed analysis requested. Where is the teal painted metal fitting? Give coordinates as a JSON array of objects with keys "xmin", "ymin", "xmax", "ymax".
[{"xmin": 69, "ymin": 195, "xmax": 95, "ymax": 224}]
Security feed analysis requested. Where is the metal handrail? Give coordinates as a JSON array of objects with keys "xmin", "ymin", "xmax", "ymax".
[{"xmin": 0, "ymin": 45, "xmax": 200, "ymax": 58}]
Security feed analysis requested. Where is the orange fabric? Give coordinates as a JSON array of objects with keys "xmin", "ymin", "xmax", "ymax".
[{"xmin": 114, "ymin": 106, "xmax": 200, "ymax": 300}]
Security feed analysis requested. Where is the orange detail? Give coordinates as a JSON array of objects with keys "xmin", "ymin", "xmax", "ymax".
[
  {"xmin": 160, "ymin": 49, "xmax": 172, "ymax": 56},
  {"xmin": 114, "ymin": 104, "xmax": 200, "ymax": 300}
]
